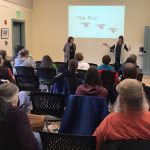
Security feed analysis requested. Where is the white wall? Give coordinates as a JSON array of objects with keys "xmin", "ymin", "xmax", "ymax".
[
  {"xmin": 0, "ymin": 1, "xmax": 33, "ymax": 57},
  {"xmin": 32, "ymin": 0, "xmax": 150, "ymax": 68}
]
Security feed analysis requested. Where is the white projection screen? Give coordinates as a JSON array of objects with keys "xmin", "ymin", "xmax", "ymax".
[{"xmin": 68, "ymin": 6, "xmax": 125, "ymax": 39}]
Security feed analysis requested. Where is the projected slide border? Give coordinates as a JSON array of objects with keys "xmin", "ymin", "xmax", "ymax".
[{"xmin": 68, "ymin": 6, "xmax": 125, "ymax": 39}]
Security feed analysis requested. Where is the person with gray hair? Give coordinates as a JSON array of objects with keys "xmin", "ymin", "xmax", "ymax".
[
  {"xmin": 0, "ymin": 82, "xmax": 39, "ymax": 150},
  {"xmin": 15, "ymin": 49, "xmax": 36, "ymax": 68},
  {"xmin": 93, "ymin": 79, "xmax": 150, "ymax": 150}
]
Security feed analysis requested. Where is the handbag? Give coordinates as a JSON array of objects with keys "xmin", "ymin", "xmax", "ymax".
[{"xmin": 28, "ymin": 114, "xmax": 46, "ymax": 131}]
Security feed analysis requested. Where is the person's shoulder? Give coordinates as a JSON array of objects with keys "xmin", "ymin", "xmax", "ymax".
[{"xmin": 97, "ymin": 65, "xmax": 103, "ymax": 70}]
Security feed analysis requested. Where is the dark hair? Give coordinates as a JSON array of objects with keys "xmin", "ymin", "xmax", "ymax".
[
  {"xmin": 14, "ymin": 45, "xmax": 24, "ymax": 58},
  {"xmin": 118, "ymin": 35, "xmax": 124, "ymax": 44},
  {"xmin": 85, "ymin": 67, "xmax": 102, "ymax": 86},
  {"xmin": 123, "ymin": 63, "xmax": 138, "ymax": 79},
  {"xmin": 40, "ymin": 55, "xmax": 54, "ymax": 68},
  {"xmin": 102, "ymin": 55, "xmax": 111, "ymax": 65},
  {"xmin": 68, "ymin": 59, "xmax": 78, "ymax": 73},
  {"xmin": 67, "ymin": 37, "xmax": 74, "ymax": 43},
  {"xmin": 19, "ymin": 49, "xmax": 29, "ymax": 57},
  {"xmin": 0, "ymin": 50, "xmax": 6, "ymax": 60},
  {"xmin": 74, "ymin": 52, "xmax": 84, "ymax": 61}
]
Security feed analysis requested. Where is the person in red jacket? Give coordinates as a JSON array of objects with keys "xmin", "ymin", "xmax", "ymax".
[
  {"xmin": 93, "ymin": 79, "xmax": 150, "ymax": 150},
  {"xmin": 76, "ymin": 67, "xmax": 108, "ymax": 98}
]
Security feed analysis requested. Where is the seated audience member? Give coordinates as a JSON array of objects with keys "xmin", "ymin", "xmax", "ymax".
[
  {"xmin": 76, "ymin": 67, "xmax": 108, "ymax": 98},
  {"xmin": 52, "ymin": 59, "xmax": 81, "ymax": 93},
  {"xmin": 93, "ymin": 79, "xmax": 150, "ymax": 150},
  {"xmin": 74, "ymin": 52, "xmax": 90, "ymax": 70},
  {"xmin": 14, "ymin": 45, "xmax": 24, "ymax": 58},
  {"xmin": 15, "ymin": 49, "xmax": 36, "ymax": 68},
  {"xmin": 40, "ymin": 55, "xmax": 56, "ymax": 69},
  {"xmin": 0, "ymin": 82, "xmax": 39, "ymax": 150},
  {"xmin": 53, "ymin": 59, "xmax": 79, "ymax": 83},
  {"xmin": 119, "ymin": 54, "xmax": 138, "ymax": 74},
  {"xmin": 0, "ymin": 50, "xmax": 13, "ymax": 73},
  {"xmin": 97, "ymin": 55, "xmax": 114, "ymax": 71},
  {"xmin": 113, "ymin": 62, "xmax": 150, "ymax": 103},
  {"xmin": 0, "ymin": 55, "xmax": 15, "ymax": 83}
]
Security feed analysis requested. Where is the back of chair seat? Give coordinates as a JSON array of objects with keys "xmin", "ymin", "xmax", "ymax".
[
  {"xmin": 54, "ymin": 62, "xmax": 68, "ymax": 74},
  {"xmin": 101, "ymin": 140, "xmax": 150, "ymax": 150},
  {"xmin": 15, "ymin": 75, "xmax": 40, "ymax": 92},
  {"xmin": 62, "ymin": 77, "xmax": 83, "ymax": 102},
  {"xmin": 59, "ymin": 95, "xmax": 109, "ymax": 135},
  {"xmin": 39, "ymin": 131, "xmax": 96, "ymax": 150},
  {"xmin": 37, "ymin": 68, "xmax": 56, "ymax": 83},
  {"xmin": 89, "ymin": 63, "xmax": 97, "ymax": 68},
  {"xmin": 77, "ymin": 69, "xmax": 87, "ymax": 80},
  {"xmin": 15, "ymin": 66, "xmax": 35, "ymax": 76},
  {"xmin": 30, "ymin": 92, "xmax": 65, "ymax": 118}
]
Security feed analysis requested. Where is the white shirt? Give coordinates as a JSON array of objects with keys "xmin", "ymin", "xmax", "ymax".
[{"xmin": 78, "ymin": 60, "xmax": 90, "ymax": 70}]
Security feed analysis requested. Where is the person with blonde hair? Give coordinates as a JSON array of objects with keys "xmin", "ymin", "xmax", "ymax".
[{"xmin": 93, "ymin": 79, "xmax": 150, "ymax": 150}]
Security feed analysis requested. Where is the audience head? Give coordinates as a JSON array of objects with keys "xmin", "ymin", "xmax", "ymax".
[
  {"xmin": 85, "ymin": 67, "xmax": 102, "ymax": 86},
  {"xmin": 68, "ymin": 59, "xmax": 78, "ymax": 73},
  {"xmin": 126, "ymin": 54, "xmax": 137, "ymax": 64},
  {"xmin": 19, "ymin": 49, "xmax": 29, "ymax": 58},
  {"xmin": 123, "ymin": 63, "xmax": 138, "ymax": 79},
  {"xmin": 14, "ymin": 45, "xmax": 24, "ymax": 57},
  {"xmin": 74, "ymin": 52, "xmax": 84, "ymax": 61},
  {"xmin": 118, "ymin": 35, "xmax": 124, "ymax": 44},
  {"xmin": 67, "ymin": 37, "xmax": 74, "ymax": 44},
  {"xmin": 0, "ymin": 55, "xmax": 4, "ymax": 67},
  {"xmin": 102, "ymin": 55, "xmax": 111, "ymax": 65},
  {"xmin": 40, "ymin": 55, "xmax": 53, "ymax": 68},
  {"xmin": 113, "ymin": 79, "xmax": 149, "ymax": 112},
  {"xmin": 0, "ymin": 50, "xmax": 7, "ymax": 61},
  {"xmin": 0, "ymin": 83, "xmax": 19, "ymax": 112}
]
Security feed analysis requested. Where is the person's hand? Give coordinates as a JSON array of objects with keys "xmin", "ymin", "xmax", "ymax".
[{"xmin": 128, "ymin": 45, "xmax": 131, "ymax": 51}]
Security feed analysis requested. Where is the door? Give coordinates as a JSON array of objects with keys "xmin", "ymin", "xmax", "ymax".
[
  {"xmin": 12, "ymin": 20, "xmax": 25, "ymax": 57},
  {"xmin": 143, "ymin": 26, "xmax": 150, "ymax": 75}
]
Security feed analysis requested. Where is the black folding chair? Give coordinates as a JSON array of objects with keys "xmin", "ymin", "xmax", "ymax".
[
  {"xmin": 15, "ymin": 75, "xmax": 40, "ymax": 92},
  {"xmin": 101, "ymin": 140, "xmax": 150, "ymax": 150},
  {"xmin": 100, "ymin": 70, "xmax": 116, "ymax": 104},
  {"xmin": 36, "ymin": 61, "xmax": 42, "ymax": 69},
  {"xmin": 54, "ymin": 62, "xmax": 68, "ymax": 73},
  {"xmin": 39, "ymin": 131, "xmax": 96, "ymax": 150},
  {"xmin": 89, "ymin": 63, "xmax": 97, "ymax": 68},
  {"xmin": 15, "ymin": 66, "xmax": 35, "ymax": 76},
  {"xmin": 37, "ymin": 68, "xmax": 56, "ymax": 91},
  {"xmin": 30, "ymin": 92, "xmax": 65, "ymax": 120},
  {"xmin": 77, "ymin": 69, "xmax": 87, "ymax": 80}
]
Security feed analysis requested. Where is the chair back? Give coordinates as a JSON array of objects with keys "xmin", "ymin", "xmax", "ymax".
[
  {"xmin": 39, "ymin": 131, "xmax": 96, "ymax": 150},
  {"xmin": 36, "ymin": 61, "xmax": 42, "ymax": 68},
  {"xmin": 30, "ymin": 92, "xmax": 65, "ymax": 118},
  {"xmin": 137, "ymin": 73, "xmax": 143, "ymax": 82},
  {"xmin": 15, "ymin": 66, "xmax": 34, "ymax": 76},
  {"xmin": 101, "ymin": 140, "xmax": 150, "ymax": 150},
  {"xmin": 54, "ymin": 62, "xmax": 68, "ymax": 73},
  {"xmin": 77, "ymin": 69, "xmax": 87, "ymax": 80},
  {"xmin": 59, "ymin": 95, "xmax": 109, "ymax": 135},
  {"xmin": 37, "ymin": 68, "xmax": 56, "ymax": 84},
  {"xmin": 89, "ymin": 63, "xmax": 97, "ymax": 68},
  {"xmin": 15, "ymin": 75, "xmax": 39, "ymax": 92},
  {"xmin": 62, "ymin": 77, "xmax": 83, "ymax": 102},
  {"xmin": 100, "ymin": 70, "xmax": 116, "ymax": 90}
]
